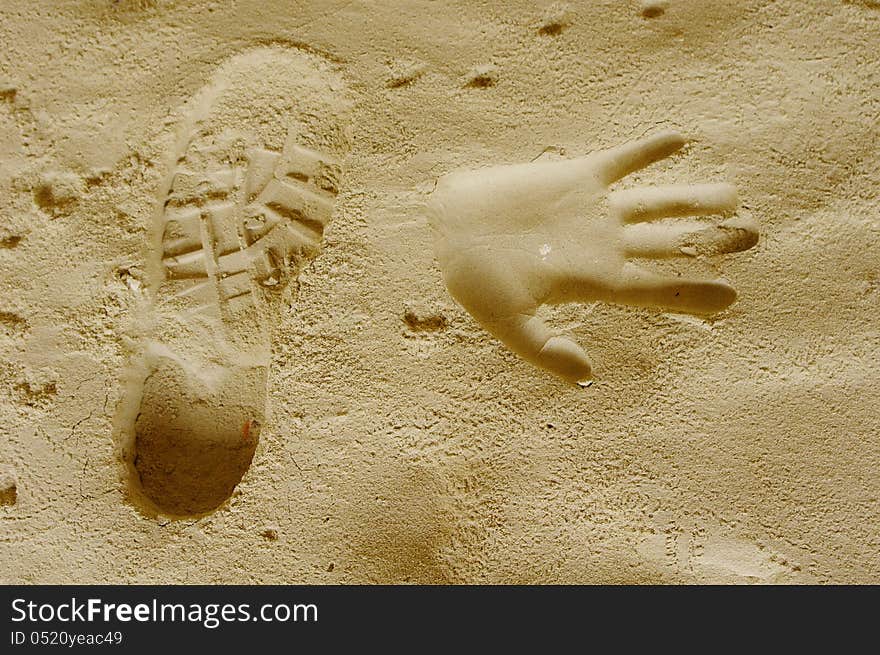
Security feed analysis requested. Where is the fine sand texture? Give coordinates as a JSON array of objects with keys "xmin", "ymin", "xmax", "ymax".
[{"xmin": 1, "ymin": 0, "xmax": 878, "ymax": 583}]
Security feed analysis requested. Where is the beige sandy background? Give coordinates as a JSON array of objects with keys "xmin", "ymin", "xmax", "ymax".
[{"xmin": 1, "ymin": 0, "xmax": 878, "ymax": 583}]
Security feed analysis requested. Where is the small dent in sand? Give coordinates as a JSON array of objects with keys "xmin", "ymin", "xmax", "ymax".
[
  {"xmin": 0, "ymin": 234, "xmax": 23, "ymax": 248},
  {"xmin": 85, "ymin": 167, "xmax": 112, "ymax": 187},
  {"xmin": 640, "ymin": 0, "xmax": 669, "ymax": 18},
  {"xmin": 537, "ymin": 3, "xmax": 573, "ymax": 36},
  {"xmin": 115, "ymin": 265, "xmax": 144, "ymax": 293},
  {"xmin": 0, "ymin": 472, "xmax": 17, "ymax": 506},
  {"xmin": 844, "ymin": 0, "xmax": 880, "ymax": 9},
  {"xmin": 464, "ymin": 65, "xmax": 497, "ymax": 89},
  {"xmin": 0, "ymin": 310, "xmax": 27, "ymax": 337},
  {"xmin": 386, "ymin": 60, "xmax": 426, "ymax": 89},
  {"xmin": 109, "ymin": 0, "xmax": 160, "ymax": 11},
  {"xmin": 33, "ymin": 171, "xmax": 85, "ymax": 217},
  {"xmin": 260, "ymin": 526, "xmax": 280, "ymax": 541},
  {"xmin": 403, "ymin": 302, "xmax": 449, "ymax": 332},
  {"xmin": 14, "ymin": 368, "xmax": 58, "ymax": 407}
]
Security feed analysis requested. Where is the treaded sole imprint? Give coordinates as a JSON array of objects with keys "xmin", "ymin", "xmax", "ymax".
[
  {"xmin": 125, "ymin": 46, "xmax": 349, "ymax": 517},
  {"xmin": 159, "ymin": 138, "xmax": 342, "ymax": 319}
]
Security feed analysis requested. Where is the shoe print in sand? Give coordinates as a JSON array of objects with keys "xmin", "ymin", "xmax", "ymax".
[{"xmin": 116, "ymin": 46, "xmax": 350, "ymax": 516}]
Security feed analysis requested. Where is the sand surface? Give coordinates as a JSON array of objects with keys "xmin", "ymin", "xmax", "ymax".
[{"xmin": 1, "ymin": 0, "xmax": 878, "ymax": 583}]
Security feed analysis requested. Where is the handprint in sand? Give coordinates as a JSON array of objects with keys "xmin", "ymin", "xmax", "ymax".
[{"xmin": 427, "ymin": 131, "xmax": 758, "ymax": 384}]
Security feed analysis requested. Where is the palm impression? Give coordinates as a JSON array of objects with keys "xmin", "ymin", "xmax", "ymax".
[{"xmin": 428, "ymin": 131, "xmax": 758, "ymax": 383}]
